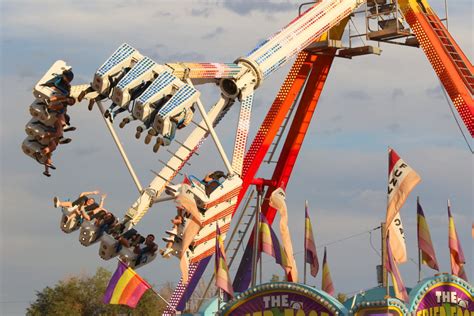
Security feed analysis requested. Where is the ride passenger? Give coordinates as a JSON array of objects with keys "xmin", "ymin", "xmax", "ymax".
[
  {"xmin": 95, "ymin": 212, "xmax": 117, "ymax": 231},
  {"xmin": 53, "ymin": 191, "xmax": 105, "ymax": 222},
  {"xmin": 152, "ymin": 106, "xmax": 195, "ymax": 152},
  {"xmin": 46, "ymin": 95, "xmax": 76, "ymax": 115},
  {"xmin": 134, "ymin": 234, "xmax": 158, "ymax": 266},
  {"xmin": 41, "ymin": 69, "xmax": 74, "ymax": 96},
  {"xmin": 160, "ymin": 209, "xmax": 184, "ymax": 258},
  {"xmin": 202, "ymin": 170, "xmax": 226, "ymax": 197}
]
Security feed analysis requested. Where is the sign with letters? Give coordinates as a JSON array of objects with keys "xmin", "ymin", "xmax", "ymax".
[
  {"xmin": 219, "ymin": 283, "xmax": 347, "ymax": 316},
  {"xmin": 409, "ymin": 275, "xmax": 474, "ymax": 316},
  {"xmin": 415, "ymin": 283, "xmax": 473, "ymax": 316}
]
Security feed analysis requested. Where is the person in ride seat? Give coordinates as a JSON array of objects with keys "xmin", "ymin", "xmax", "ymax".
[
  {"xmin": 53, "ymin": 191, "xmax": 105, "ymax": 222},
  {"xmin": 134, "ymin": 234, "xmax": 158, "ymax": 266},
  {"xmin": 37, "ymin": 113, "xmax": 71, "ymax": 143},
  {"xmin": 41, "ymin": 69, "xmax": 74, "ymax": 96},
  {"xmin": 78, "ymin": 67, "xmax": 132, "ymax": 110},
  {"xmin": 104, "ymin": 80, "xmax": 153, "ymax": 123},
  {"xmin": 95, "ymin": 212, "xmax": 117, "ymax": 236},
  {"xmin": 46, "ymin": 95, "xmax": 76, "ymax": 114},
  {"xmin": 109, "ymin": 222, "xmax": 126, "ymax": 238},
  {"xmin": 202, "ymin": 170, "xmax": 226, "ymax": 197},
  {"xmin": 34, "ymin": 114, "xmax": 73, "ymax": 177},
  {"xmin": 116, "ymin": 229, "xmax": 145, "ymax": 249},
  {"xmin": 152, "ymin": 106, "xmax": 195, "ymax": 152},
  {"xmin": 160, "ymin": 209, "xmax": 184, "ymax": 258}
]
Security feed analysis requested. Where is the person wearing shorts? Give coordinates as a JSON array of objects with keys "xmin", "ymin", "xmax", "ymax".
[{"xmin": 53, "ymin": 191, "xmax": 105, "ymax": 222}]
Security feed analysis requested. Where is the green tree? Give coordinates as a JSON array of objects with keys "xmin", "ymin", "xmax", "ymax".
[{"xmin": 27, "ymin": 267, "xmax": 169, "ymax": 316}]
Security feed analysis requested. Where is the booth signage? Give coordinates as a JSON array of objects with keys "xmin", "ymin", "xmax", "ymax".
[
  {"xmin": 225, "ymin": 290, "xmax": 335, "ymax": 316},
  {"xmin": 416, "ymin": 282, "xmax": 473, "ymax": 316}
]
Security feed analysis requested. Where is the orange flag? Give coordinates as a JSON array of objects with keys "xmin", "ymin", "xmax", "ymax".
[
  {"xmin": 321, "ymin": 247, "xmax": 334, "ymax": 296},
  {"xmin": 417, "ymin": 198, "xmax": 439, "ymax": 271},
  {"xmin": 215, "ymin": 224, "xmax": 234, "ymax": 298},
  {"xmin": 448, "ymin": 200, "xmax": 468, "ymax": 281}
]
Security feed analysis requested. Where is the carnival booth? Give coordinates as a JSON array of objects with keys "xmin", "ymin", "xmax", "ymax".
[
  {"xmin": 345, "ymin": 286, "xmax": 409, "ymax": 316},
  {"xmin": 217, "ymin": 282, "xmax": 348, "ymax": 316},
  {"xmin": 408, "ymin": 273, "xmax": 473, "ymax": 316}
]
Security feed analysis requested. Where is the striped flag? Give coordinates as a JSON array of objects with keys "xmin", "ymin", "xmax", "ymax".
[
  {"xmin": 386, "ymin": 232, "xmax": 409, "ymax": 302},
  {"xmin": 304, "ymin": 201, "xmax": 319, "ymax": 277},
  {"xmin": 321, "ymin": 247, "xmax": 334, "ymax": 296},
  {"xmin": 215, "ymin": 224, "xmax": 234, "ymax": 298},
  {"xmin": 260, "ymin": 214, "xmax": 291, "ymax": 271},
  {"xmin": 386, "ymin": 148, "xmax": 421, "ymax": 263},
  {"xmin": 448, "ymin": 200, "xmax": 468, "ymax": 281},
  {"xmin": 103, "ymin": 260, "xmax": 151, "ymax": 308},
  {"xmin": 417, "ymin": 198, "xmax": 439, "ymax": 271}
]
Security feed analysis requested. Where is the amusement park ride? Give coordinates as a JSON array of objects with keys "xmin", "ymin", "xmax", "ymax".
[{"xmin": 21, "ymin": 0, "xmax": 472, "ymax": 314}]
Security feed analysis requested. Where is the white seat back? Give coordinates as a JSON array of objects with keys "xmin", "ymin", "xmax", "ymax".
[
  {"xmin": 33, "ymin": 60, "xmax": 71, "ymax": 101},
  {"xmin": 111, "ymin": 56, "xmax": 159, "ymax": 107},
  {"xmin": 93, "ymin": 43, "xmax": 142, "ymax": 94}
]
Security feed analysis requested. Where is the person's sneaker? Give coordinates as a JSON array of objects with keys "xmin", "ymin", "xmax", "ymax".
[
  {"xmin": 63, "ymin": 126, "xmax": 76, "ymax": 132},
  {"xmin": 119, "ymin": 118, "xmax": 129, "ymax": 129},
  {"xmin": 153, "ymin": 138, "xmax": 164, "ymax": 153},
  {"xmin": 43, "ymin": 171, "xmax": 51, "ymax": 177},
  {"xmin": 53, "ymin": 196, "xmax": 59, "ymax": 208},
  {"xmin": 166, "ymin": 228, "xmax": 178, "ymax": 236},
  {"xmin": 78, "ymin": 90, "xmax": 86, "ymax": 102},
  {"xmin": 162, "ymin": 236, "xmax": 174, "ymax": 243},
  {"xmin": 109, "ymin": 112, "xmax": 115, "ymax": 123},
  {"xmin": 135, "ymin": 128, "xmax": 142, "ymax": 139},
  {"xmin": 88, "ymin": 100, "xmax": 95, "ymax": 111},
  {"xmin": 161, "ymin": 248, "xmax": 174, "ymax": 258},
  {"xmin": 47, "ymin": 163, "xmax": 56, "ymax": 170},
  {"xmin": 59, "ymin": 138, "xmax": 72, "ymax": 144},
  {"xmin": 144, "ymin": 133, "xmax": 153, "ymax": 145}
]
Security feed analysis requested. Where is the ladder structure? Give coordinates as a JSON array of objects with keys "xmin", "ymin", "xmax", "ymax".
[{"xmin": 399, "ymin": 0, "xmax": 473, "ymax": 136}]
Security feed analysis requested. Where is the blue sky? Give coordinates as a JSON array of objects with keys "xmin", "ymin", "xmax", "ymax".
[{"xmin": 1, "ymin": 0, "xmax": 472, "ymax": 314}]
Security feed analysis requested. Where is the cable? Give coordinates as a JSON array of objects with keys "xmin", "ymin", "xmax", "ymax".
[
  {"xmin": 319, "ymin": 226, "xmax": 380, "ymax": 248},
  {"xmin": 439, "ymin": 80, "xmax": 473, "ymax": 153},
  {"xmin": 198, "ymin": 225, "xmax": 382, "ymax": 281},
  {"xmin": 369, "ymin": 230, "xmax": 381, "ymax": 258}
]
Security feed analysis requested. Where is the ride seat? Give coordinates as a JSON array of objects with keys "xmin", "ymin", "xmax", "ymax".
[
  {"xmin": 78, "ymin": 221, "xmax": 102, "ymax": 247},
  {"xmin": 21, "ymin": 137, "xmax": 45, "ymax": 159},
  {"xmin": 29, "ymin": 100, "xmax": 58, "ymax": 124},
  {"xmin": 25, "ymin": 118, "xmax": 55, "ymax": 139},
  {"xmin": 33, "ymin": 60, "xmax": 72, "ymax": 101},
  {"xmin": 60, "ymin": 207, "xmax": 81, "ymax": 234},
  {"xmin": 99, "ymin": 234, "xmax": 120, "ymax": 260}
]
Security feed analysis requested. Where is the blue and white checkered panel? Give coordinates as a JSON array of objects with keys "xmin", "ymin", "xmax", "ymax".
[
  {"xmin": 158, "ymin": 85, "xmax": 197, "ymax": 118},
  {"xmin": 137, "ymin": 71, "xmax": 176, "ymax": 104},
  {"xmin": 116, "ymin": 57, "xmax": 156, "ymax": 89},
  {"xmin": 96, "ymin": 43, "xmax": 136, "ymax": 76}
]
